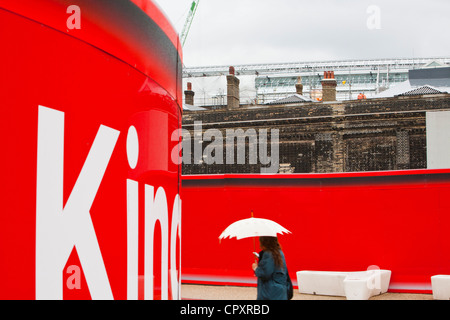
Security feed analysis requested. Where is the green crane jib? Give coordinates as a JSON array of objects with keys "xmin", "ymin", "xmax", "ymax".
[{"xmin": 180, "ymin": 0, "xmax": 200, "ymax": 47}]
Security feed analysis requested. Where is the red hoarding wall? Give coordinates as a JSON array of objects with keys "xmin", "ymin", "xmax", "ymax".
[
  {"xmin": 181, "ymin": 170, "xmax": 450, "ymax": 293},
  {"xmin": 0, "ymin": 1, "xmax": 182, "ymax": 299}
]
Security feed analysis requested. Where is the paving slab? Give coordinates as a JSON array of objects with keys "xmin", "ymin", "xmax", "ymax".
[{"xmin": 181, "ymin": 284, "xmax": 434, "ymax": 300}]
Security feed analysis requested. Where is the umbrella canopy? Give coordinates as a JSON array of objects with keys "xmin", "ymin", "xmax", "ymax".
[{"xmin": 219, "ymin": 217, "xmax": 291, "ymax": 240}]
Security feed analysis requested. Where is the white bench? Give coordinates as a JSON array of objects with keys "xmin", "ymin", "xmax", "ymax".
[
  {"xmin": 296, "ymin": 269, "xmax": 391, "ymax": 300},
  {"xmin": 431, "ymin": 275, "xmax": 450, "ymax": 300}
]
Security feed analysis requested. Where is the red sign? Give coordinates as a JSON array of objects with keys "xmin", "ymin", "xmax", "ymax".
[
  {"xmin": 182, "ymin": 171, "xmax": 450, "ymax": 293},
  {"xmin": 0, "ymin": 0, "xmax": 182, "ymax": 299}
]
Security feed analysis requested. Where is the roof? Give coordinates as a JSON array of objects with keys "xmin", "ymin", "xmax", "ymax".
[
  {"xmin": 423, "ymin": 60, "xmax": 447, "ymax": 68},
  {"xmin": 373, "ymin": 66, "xmax": 450, "ymax": 98},
  {"xmin": 183, "ymin": 104, "xmax": 207, "ymax": 111},
  {"xmin": 397, "ymin": 85, "xmax": 447, "ymax": 97},
  {"xmin": 265, "ymin": 94, "xmax": 313, "ymax": 105}
]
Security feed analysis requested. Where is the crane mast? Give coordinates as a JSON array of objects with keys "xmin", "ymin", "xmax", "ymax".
[{"xmin": 180, "ymin": 0, "xmax": 200, "ymax": 47}]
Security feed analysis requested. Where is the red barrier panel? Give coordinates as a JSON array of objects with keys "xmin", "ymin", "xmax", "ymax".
[
  {"xmin": 181, "ymin": 170, "xmax": 450, "ymax": 293},
  {"xmin": 0, "ymin": 0, "xmax": 182, "ymax": 300}
]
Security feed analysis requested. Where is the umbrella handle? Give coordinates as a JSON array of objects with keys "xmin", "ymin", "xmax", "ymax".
[
  {"xmin": 253, "ymin": 237, "xmax": 257, "ymax": 263},
  {"xmin": 252, "ymin": 210, "xmax": 256, "ymax": 263}
]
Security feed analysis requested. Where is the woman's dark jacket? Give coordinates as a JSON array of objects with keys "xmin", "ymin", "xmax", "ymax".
[{"xmin": 254, "ymin": 250, "xmax": 288, "ymax": 300}]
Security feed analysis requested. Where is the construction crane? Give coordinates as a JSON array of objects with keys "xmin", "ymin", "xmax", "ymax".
[{"xmin": 180, "ymin": 0, "xmax": 200, "ymax": 47}]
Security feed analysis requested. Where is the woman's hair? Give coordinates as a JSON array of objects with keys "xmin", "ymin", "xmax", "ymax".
[{"xmin": 259, "ymin": 236, "xmax": 283, "ymax": 268}]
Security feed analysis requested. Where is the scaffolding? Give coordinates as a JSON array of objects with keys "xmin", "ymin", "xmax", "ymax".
[
  {"xmin": 183, "ymin": 57, "xmax": 450, "ymax": 105},
  {"xmin": 183, "ymin": 57, "xmax": 450, "ymax": 77}
]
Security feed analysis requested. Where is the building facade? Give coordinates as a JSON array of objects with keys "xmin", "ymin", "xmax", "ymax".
[
  {"xmin": 182, "ymin": 94, "xmax": 450, "ymax": 175},
  {"xmin": 182, "ymin": 65, "xmax": 450, "ymax": 175}
]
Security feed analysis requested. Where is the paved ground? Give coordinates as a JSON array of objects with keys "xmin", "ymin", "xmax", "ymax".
[{"xmin": 181, "ymin": 284, "xmax": 434, "ymax": 300}]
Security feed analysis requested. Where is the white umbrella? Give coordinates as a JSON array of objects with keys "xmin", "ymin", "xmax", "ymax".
[{"xmin": 219, "ymin": 217, "xmax": 291, "ymax": 240}]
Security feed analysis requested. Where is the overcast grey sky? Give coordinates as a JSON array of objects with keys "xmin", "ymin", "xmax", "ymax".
[{"xmin": 153, "ymin": 0, "xmax": 450, "ymax": 67}]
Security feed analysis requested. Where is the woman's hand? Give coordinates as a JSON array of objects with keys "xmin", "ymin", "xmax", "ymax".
[{"xmin": 252, "ymin": 262, "xmax": 258, "ymax": 271}]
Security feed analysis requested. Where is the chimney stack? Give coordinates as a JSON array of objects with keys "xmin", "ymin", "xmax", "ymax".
[
  {"xmin": 184, "ymin": 82, "xmax": 195, "ymax": 106},
  {"xmin": 227, "ymin": 66, "xmax": 240, "ymax": 109},
  {"xmin": 295, "ymin": 76, "xmax": 303, "ymax": 95},
  {"xmin": 321, "ymin": 71, "xmax": 337, "ymax": 102}
]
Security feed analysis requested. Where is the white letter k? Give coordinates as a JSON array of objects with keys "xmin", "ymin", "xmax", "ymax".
[{"xmin": 36, "ymin": 106, "xmax": 119, "ymax": 300}]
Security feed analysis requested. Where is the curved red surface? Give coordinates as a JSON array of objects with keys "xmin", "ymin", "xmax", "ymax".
[
  {"xmin": 129, "ymin": 0, "xmax": 180, "ymax": 50},
  {"xmin": 0, "ymin": 0, "xmax": 182, "ymax": 108},
  {"xmin": 0, "ymin": 1, "xmax": 182, "ymax": 299}
]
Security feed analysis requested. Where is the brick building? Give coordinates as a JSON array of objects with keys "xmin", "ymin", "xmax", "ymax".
[{"xmin": 181, "ymin": 67, "xmax": 450, "ymax": 175}]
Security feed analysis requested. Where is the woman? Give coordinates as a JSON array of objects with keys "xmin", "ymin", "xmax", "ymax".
[{"xmin": 252, "ymin": 236, "xmax": 289, "ymax": 300}]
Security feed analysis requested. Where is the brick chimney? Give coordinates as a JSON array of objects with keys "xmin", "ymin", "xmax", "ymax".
[
  {"xmin": 227, "ymin": 66, "xmax": 240, "ymax": 109},
  {"xmin": 184, "ymin": 82, "xmax": 195, "ymax": 106},
  {"xmin": 321, "ymin": 71, "xmax": 337, "ymax": 102},
  {"xmin": 295, "ymin": 76, "xmax": 303, "ymax": 95}
]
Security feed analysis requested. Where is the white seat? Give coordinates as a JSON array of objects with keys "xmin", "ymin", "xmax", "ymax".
[
  {"xmin": 431, "ymin": 275, "xmax": 450, "ymax": 300},
  {"xmin": 296, "ymin": 269, "xmax": 391, "ymax": 300}
]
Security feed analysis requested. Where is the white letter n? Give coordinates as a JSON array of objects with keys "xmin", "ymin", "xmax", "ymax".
[{"xmin": 36, "ymin": 106, "xmax": 119, "ymax": 299}]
